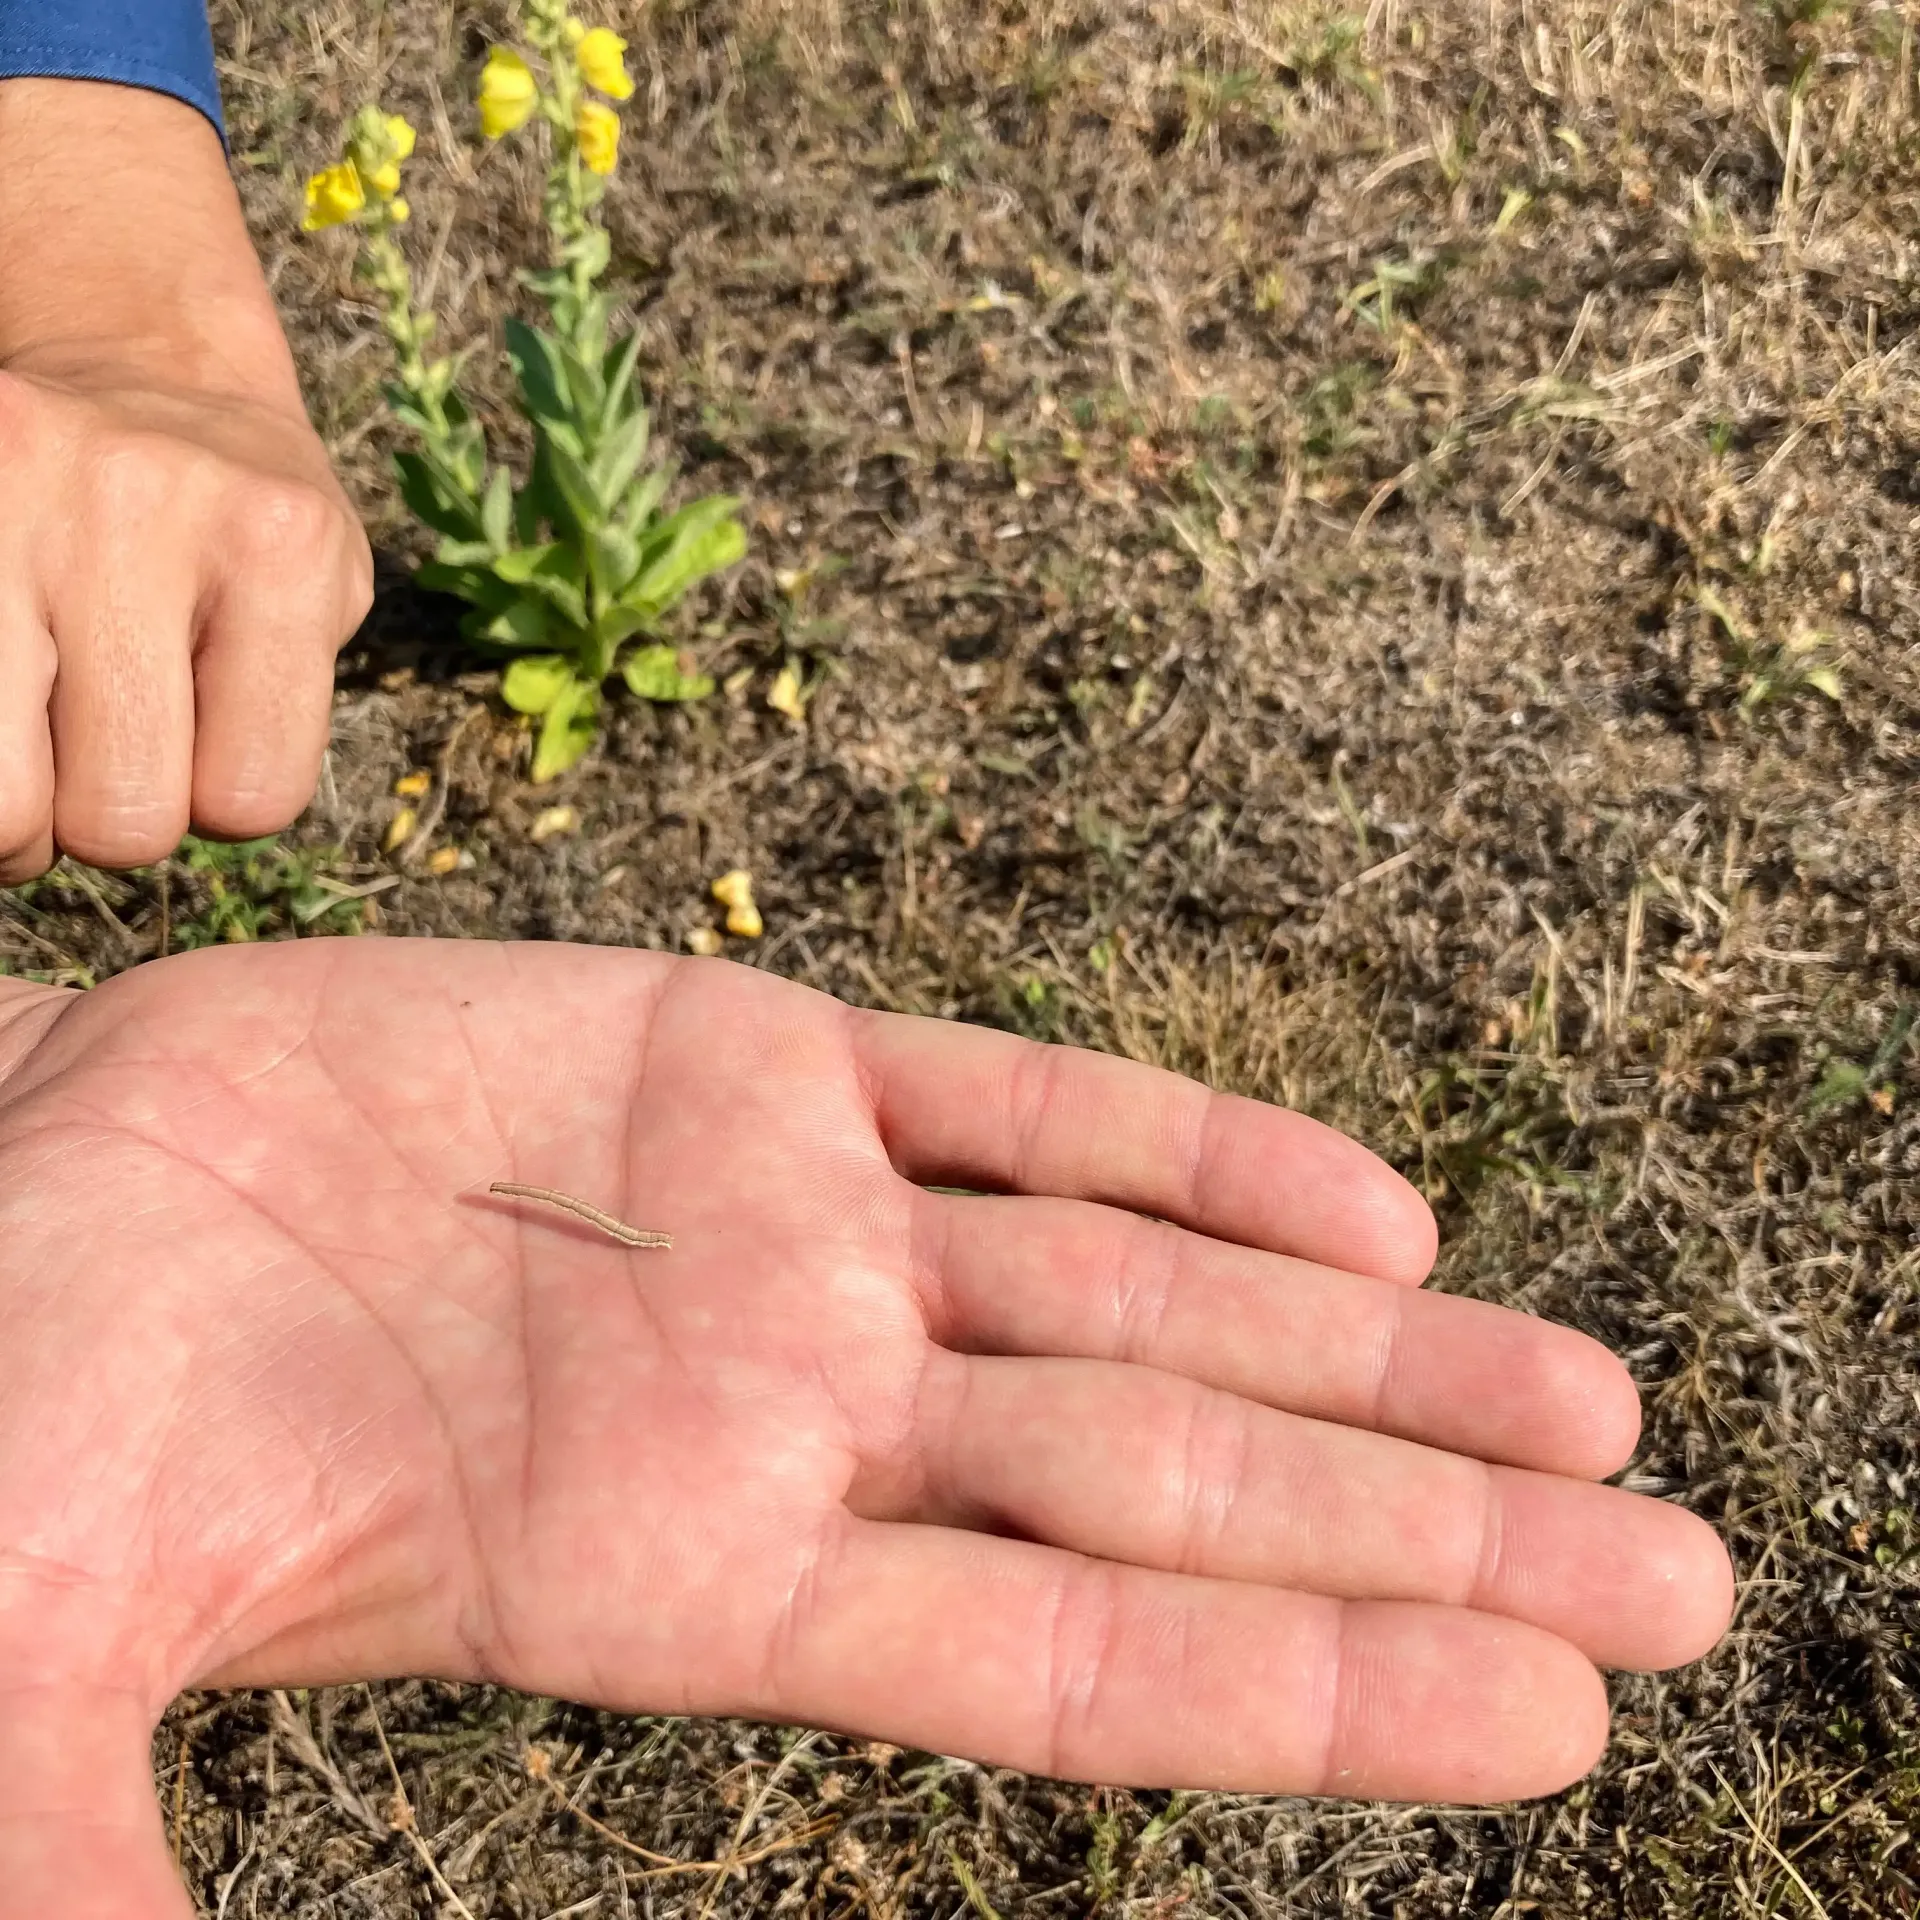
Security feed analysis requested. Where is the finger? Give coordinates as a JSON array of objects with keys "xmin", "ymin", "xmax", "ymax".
[
  {"xmin": 766, "ymin": 1518, "xmax": 1609, "ymax": 1800},
  {"xmin": 0, "ymin": 615, "xmax": 55, "ymax": 883},
  {"xmin": 856, "ymin": 1012, "xmax": 1437, "ymax": 1284},
  {"xmin": 869, "ymin": 1354, "xmax": 1732, "ymax": 1674},
  {"xmin": 192, "ymin": 481, "xmax": 370, "ymax": 839},
  {"xmin": 912, "ymin": 1193, "xmax": 1642, "ymax": 1478},
  {"xmin": 0, "ymin": 1676, "xmax": 193, "ymax": 1919},
  {"xmin": 49, "ymin": 528, "xmax": 196, "ymax": 869}
]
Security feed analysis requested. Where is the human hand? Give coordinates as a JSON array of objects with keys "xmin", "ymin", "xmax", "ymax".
[
  {"xmin": 0, "ymin": 79, "xmax": 372, "ymax": 883},
  {"xmin": 0, "ymin": 939, "xmax": 1733, "ymax": 1918}
]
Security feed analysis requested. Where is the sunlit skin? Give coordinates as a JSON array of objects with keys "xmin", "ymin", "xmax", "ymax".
[{"xmin": 0, "ymin": 939, "xmax": 1734, "ymax": 1919}]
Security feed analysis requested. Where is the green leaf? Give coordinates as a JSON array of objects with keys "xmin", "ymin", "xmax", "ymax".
[
  {"xmin": 491, "ymin": 543, "xmax": 564, "ymax": 584},
  {"xmin": 618, "ymin": 465, "xmax": 675, "ymax": 540},
  {"xmin": 566, "ymin": 228, "xmax": 613, "ymax": 287},
  {"xmin": 413, "ymin": 560, "xmax": 516, "ymax": 613},
  {"xmin": 472, "ymin": 599, "xmax": 551, "ymax": 650},
  {"xmin": 514, "ymin": 482, "xmax": 542, "ymax": 547},
  {"xmin": 489, "ymin": 544, "xmax": 589, "ymax": 629},
  {"xmin": 501, "ymin": 654, "xmax": 576, "ymax": 715},
  {"xmin": 558, "ymin": 340, "xmax": 607, "ymax": 426},
  {"xmin": 589, "ymin": 524, "xmax": 642, "ymax": 602},
  {"xmin": 603, "ymin": 330, "xmax": 646, "ymax": 427},
  {"xmin": 481, "ymin": 466, "xmax": 515, "ymax": 553},
  {"xmin": 504, "ymin": 317, "xmax": 571, "ymax": 425},
  {"xmin": 591, "ymin": 406, "xmax": 653, "ymax": 507},
  {"xmin": 622, "ymin": 644, "xmax": 714, "ymax": 702},
  {"xmin": 542, "ymin": 436, "xmax": 607, "ymax": 539},
  {"xmin": 394, "ymin": 451, "xmax": 483, "ymax": 540},
  {"xmin": 385, "ymin": 394, "xmax": 437, "ymax": 438},
  {"xmin": 594, "ymin": 604, "xmax": 656, "ymax": 649},
  {"xmin": 532, "ymin": 678, "xmax": 600, "ymax": 783},
  {"xmin": 622, "ymin": 498, "xmax": 747, "ymax": 618}
]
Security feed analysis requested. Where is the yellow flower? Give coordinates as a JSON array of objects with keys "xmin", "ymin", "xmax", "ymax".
[
  {"xmin": 479, "ymin": 47, "xmax": 539, "ymax": 140},
  {"xmin": 575, "ymin": 98, "xmax": 621, "ymax": 174},
  {"xmin": 301, "ymin": 160, "xmax": 366, "ymax": 231},
  {"xmin": 350, "ymin": 106, "xmax": 416, "ymax": 196},
  {"xmin": 575, "ymin": 26, "xmax": 635, "ymax": 100},
  {"xmin": 387, "ymin": 196, "xmax": 412, "ymax": 224}
]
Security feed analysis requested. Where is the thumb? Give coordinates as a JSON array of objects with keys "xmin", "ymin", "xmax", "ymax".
[{"xmin": 0, "ymin": 1678, "xmax": 195, "ymax": 1920}]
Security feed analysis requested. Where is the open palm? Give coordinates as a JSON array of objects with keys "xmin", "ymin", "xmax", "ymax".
[{"xmin": 0, "ymin": 939, "xmax": 1732, "ymax": 1918}]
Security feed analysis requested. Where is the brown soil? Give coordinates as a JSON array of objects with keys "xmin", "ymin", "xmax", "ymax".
[{"xmin": 6, "ymin": 0, "xmax": 1920, "ymax": 1910}]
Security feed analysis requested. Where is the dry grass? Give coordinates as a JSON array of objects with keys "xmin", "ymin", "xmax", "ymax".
[{"xmin": 8, "ymin": 0, "xmax": 1920, "ymax": 1909}]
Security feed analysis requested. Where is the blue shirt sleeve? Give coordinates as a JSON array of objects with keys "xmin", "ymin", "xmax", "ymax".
[{"xmin": 0, "ymin": 1, "xmax": 222, "ymax": 138}]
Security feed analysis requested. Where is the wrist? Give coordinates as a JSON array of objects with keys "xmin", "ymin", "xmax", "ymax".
[{"xmin": 0, "ymin": 79, "xmax": 301, "ymax": 410}]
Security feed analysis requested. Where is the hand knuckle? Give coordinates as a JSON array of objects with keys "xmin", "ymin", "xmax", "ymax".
[{"xmin": 243, "ymin": 478, "xmax": 340, "ymax": 561}]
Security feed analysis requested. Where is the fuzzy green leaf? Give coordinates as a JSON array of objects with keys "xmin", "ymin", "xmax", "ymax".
[
  {"xmin": 481, "ymin": 467, "xmax": 515, "ymax": 553},
  {"xmin": 622, "ymin": 498, "xmax": 747, "ymax": 617},
  {"xmin": 558, "ymin": 339, "xmax": 607, "ymax": 426},
  {"xmin": 472, "ymin": 598, "xmax": 551, "ymax": 650},
  {"xmin": 589, "ymin": 525, "xmax": 642, "ymax": 602},
  {"xmin": 489, "ymin": 543, "xmax": 590, "ymax": 629},
  {"xmin": 591, "ymin": 406, "xmax": 653, "ymax": 508},
  {"xmin": 504, "ymin": 317, "xmax": 571, "ymax": 426},
  {"xmin": 602, "ymin": 330, "xmax": 646, "ymax": 429},
  {"xmin": 500, "ymin": 654, "xmax": 576, "ymax": 716},
  {"xmin": 532, "ymin": 678, "xmax": 600, "ymax": 782},
  {"xmin": 541, "ymin": 434, "xmax": 605, "ymax": 537},
  {"xmin": 622, "ymin": 644, "xmax": 714, "ymax": 703},
  {"xmin": 413, "ymin": 560, "xmax": 515, "ymax": 612},
  {"xmin": 394, "ymin": 451, "xmax": 483, "ymax": 541}
]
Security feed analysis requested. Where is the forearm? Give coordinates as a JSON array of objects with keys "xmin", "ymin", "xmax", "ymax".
[{"xmin": 0, "ymin": 78, "xmax": 299, "ymax": 407}]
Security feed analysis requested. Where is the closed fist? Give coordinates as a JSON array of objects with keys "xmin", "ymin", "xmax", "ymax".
[{"xmin": 0, "ymin": 357, "xmax": 371, "ymax": 880}]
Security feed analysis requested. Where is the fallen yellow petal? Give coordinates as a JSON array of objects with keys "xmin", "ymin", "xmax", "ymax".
[
  {"xmin": 711, "ymin": 868, "xmax": 755, "ymax": 910},
  {"xmin": 767, "ymin": 662, "xmax": 807, "ymax": 722},
  {"xmin": 427, "ymin": 846, "xmax": 462, "ymax": 876},
  {"xmin": 531, "ymin": 805, "xmax": 580, "ymax": 843},
  {"xmin": 686, "ymin": 926, "xmax": 724, "ymax": 956},
  {"xmin": 394, "ymin": 770, "xmax": 432, "ymax": 798},
  {"xmin": 384, "ymin": 807, "xmax": 417, "ymax": 853},
  {"xmin": 725, "ymin": 902, "xmax": 765, "ymax": 939}
]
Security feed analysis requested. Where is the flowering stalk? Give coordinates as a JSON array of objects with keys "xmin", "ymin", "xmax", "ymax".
[
  {"xmin": 303, "ymin": 9, "xmax": 743, "ymax": 785},
  {"xmin": 303, "ymin": 107, "xmax": 488, "ymax": 516},
  {"xmin": 479, "ymin": 0, "xmax": 632, "ymax": 361}
]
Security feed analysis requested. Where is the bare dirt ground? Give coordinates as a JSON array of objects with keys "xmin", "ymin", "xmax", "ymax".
[{"xmin": 5, "ymin": 0, "xmax": 1920, "ymax": 1910}]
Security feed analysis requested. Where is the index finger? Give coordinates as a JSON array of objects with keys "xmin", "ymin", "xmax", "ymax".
[{"xmin": 852, "ymin": 1012, "xmax": 1436, "ymax": 1284}]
